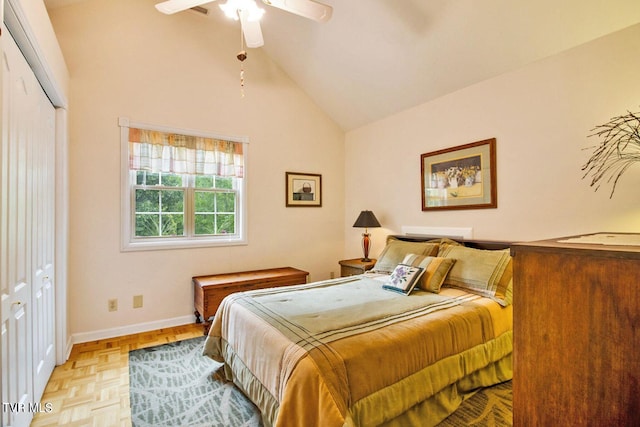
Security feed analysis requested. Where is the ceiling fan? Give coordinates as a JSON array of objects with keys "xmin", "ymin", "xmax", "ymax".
[{"xmin": 154, "ymin": 0, "xmax": 333, "ymax": 48}]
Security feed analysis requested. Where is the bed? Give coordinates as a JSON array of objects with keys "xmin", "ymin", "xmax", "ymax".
[{"xmin": 203, "ymin": 235, "xmax": 513, "ymax": 427}]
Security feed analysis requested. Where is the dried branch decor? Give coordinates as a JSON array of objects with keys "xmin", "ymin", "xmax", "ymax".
[{"xmin": 582, "ymin": 108, "xmax": 640, "ymax": 197}]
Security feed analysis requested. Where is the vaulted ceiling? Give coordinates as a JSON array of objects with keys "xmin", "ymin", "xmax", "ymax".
[{"xmin": 44, "ymin": 0, "xmax": 640, "ymax": 131}]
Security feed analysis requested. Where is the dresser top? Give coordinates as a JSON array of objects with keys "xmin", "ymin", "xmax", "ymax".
[{"xmin": 511, "ymin": 232, "xmax": 640, "ymax": 259}]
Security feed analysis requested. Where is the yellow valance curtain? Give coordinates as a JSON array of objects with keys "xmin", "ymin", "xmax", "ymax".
[{"xmin": 128, "ymin": 128, "xmax": 244, "ymax": 178}]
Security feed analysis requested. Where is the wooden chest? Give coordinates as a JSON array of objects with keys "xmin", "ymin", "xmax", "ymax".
[{"xmin": 193, "ymin": 266, "xmax": 309, "ymax": 333}]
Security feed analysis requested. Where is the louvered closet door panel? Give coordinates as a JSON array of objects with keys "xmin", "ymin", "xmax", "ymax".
[{"xmin": 1, "ymin": 25, "xmax": 35, "ymax": 427}]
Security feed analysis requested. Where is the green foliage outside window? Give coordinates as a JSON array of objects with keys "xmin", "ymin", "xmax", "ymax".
[
  {"xmin": 135, "ymin": 188, "xmax": 185, "ymax": 237},
  {"xmin": 194, "ymin": 191, "xmax": 235, "ymax": 235},
  {"xmin": 133, "ymin": 171, "xmax": 236, "ymax": 238}
]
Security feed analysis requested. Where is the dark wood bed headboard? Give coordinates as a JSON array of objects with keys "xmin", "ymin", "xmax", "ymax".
[{"xmin": 389, "ymin": 234, "xmax": 512, "ymax": 250}]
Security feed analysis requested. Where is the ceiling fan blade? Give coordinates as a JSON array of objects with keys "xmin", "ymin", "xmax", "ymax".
[
  {"xmin": 262, "ymin": 0, "xmax": 332, "ymax": 23},
  {"xmin": 239, "ymin": 10, "xmax": 265, "ymax": 48},
  {"xmin": 155, "ymin": 0, "xmax": 216, "ymax": 15}
]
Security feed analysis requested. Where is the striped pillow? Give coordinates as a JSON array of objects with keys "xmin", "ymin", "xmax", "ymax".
[
  {"xmin": 401, "ymin": 254, "xmax": 456, "ymax": 293},
  {"xmin": 438, "ymin": 245, "xmax": 513, "ymax": 306}
]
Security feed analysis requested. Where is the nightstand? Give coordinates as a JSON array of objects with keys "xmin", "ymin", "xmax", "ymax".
[{"xmin": 339, "ymin": 258, "xmax": 377, "ymax": 277}]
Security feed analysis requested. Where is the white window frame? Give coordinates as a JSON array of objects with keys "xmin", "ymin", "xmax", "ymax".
[{"xmin": 119, "ymin": 117, "xmax": 248, "ymax": 251}]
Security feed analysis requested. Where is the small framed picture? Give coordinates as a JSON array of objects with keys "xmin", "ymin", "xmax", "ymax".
[
  {"xmin": 286, "ymin": 172, "xmax": 322, "ymax": 207},
  {"xmin": 421, "ymin": 138, "xmax": 497, "ymax": 211}
]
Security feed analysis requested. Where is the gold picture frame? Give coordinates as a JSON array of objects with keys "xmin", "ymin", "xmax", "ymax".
[
  {"xmin": 421, "ymin": 138, "xmax": 497, "ymax": 211},
  {"xmin": 286, "ymin": 172, "xmax": 322, "ymax": 207}
]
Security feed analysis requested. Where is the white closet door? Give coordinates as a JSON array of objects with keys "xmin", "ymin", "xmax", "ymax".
[
  {"xmin": 30, "ymin": 66, "xmax": 56, "ymax": 399},
  {"xmin": 31, "ymin": 64, "xmax": 56, "ymax": 400},
  {"xmin": 1, "ymin": 25, "xmax": 35, "ymax": 427},
  {"xmin": 1, "ymin": 25, "xmax": 56, "ymax": 427}
]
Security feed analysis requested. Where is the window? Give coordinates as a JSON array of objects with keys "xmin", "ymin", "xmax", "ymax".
[{"xmin": 120, "ymin": 118, "xmax": 247, "ymax": 251}]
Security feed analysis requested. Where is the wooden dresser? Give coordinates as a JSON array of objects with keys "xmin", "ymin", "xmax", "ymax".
[
  {"xmin": 511, "ymin": 233, "xmax": 640, "ymax": 426},
  {"xmin": 193, "ymin": 267, "xmax": 309, "ymax": 333}
]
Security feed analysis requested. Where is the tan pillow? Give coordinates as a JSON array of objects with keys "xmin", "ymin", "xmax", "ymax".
[
  {"xmin": 401, "ymin": 253, "xmax": 456, "ymax": 293},
  {"xmin": 372, "ymin": 239, "xmax": 439, "ymax": 273},
  {"xmin": 436, "ymin": 239, "xmax": 465, "ymax": 256},
  {"xmin": 439, "ymin": 245, "xmax": 513, "ymax": 306}
]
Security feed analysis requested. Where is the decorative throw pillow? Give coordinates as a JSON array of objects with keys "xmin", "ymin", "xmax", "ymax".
[
  {"xmin": 372, "ymin": 238, "xmax": 439, "ymax": 274},
  {"xmin": 438, "ymin": 245, "xmax": 513, "ymax": 306},
  {"xmin": 401, "ymin": 253, "xmax": 456, "ymax": 293},
  {"xmin": 382, "ymin": 264, "xmax": 425, "ymax": 295}
]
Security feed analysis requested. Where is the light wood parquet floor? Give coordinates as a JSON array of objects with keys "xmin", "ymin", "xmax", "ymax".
[{"xmin": 31, "ymin": 323, "xmax": 203, "ymax": 427}]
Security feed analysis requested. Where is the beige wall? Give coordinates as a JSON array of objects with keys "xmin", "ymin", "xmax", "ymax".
[
  {"xmin": 345, "ymin": 24, "xmax": 640, "ymax": 257},
  {"xmin": 47, "ymin": 0, "xmax": 640, "ymax": 338},
  {"xmin": 47, "ymin": 0, "xmax": 345, "ymax": 337}
]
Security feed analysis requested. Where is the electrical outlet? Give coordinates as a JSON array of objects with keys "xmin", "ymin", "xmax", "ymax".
[
  {"xmin": 330, "ymin": 271, "xmax": 335, "ymax": 279},
  {"xmin": 108, "ymin": 298, "xmax": 118, "ymax": 312},
  {"xmin": 133, "ymin": 295, "xmax": 143, "ymax": 309}
]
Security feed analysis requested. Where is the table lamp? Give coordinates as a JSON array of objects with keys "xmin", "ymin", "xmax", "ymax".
[{"xmin": 353, "ymin": 210, "xmax": 381, "ymax": 262}]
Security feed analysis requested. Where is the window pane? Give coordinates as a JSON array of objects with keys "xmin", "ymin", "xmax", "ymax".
[
  {"xmin": 136, "ymin": 189, "xmax": 159, "ymax": 212},
  {"xmin": 216, "ymin": 214, "xmax": 235, "ymax": 234},
  {"xmin": 216, "ymin": 192, "xmax": 235, "ymax": 213},
  {"xmin": 195, "ymin": 175, "xmax": 214, "ymax": 189},
  {"xmin": 195, "ymin": 214, "xmax": 215, "ymax": 235},
  {"xmin": 146, "ymin": 172, "xmax": 159, "ymax": 186},
  {"xmin": 136, "ymin": 171, "xmax": 146, "ymax": 185},
  {"xmin": 215, "ymin": 177, "xmax": 233, "ymax": 189},
  {"xmin": 161, "ymin": 213, "xmax": 184, "ymax": 236},
  {"xmin": 195, "ymin": 191, "xmax": 215, "ymax": 212},
  {"xmin": 136, "ymin": 214, "xmax": 159, "ymax": 237},
  {"xmin": 161, "ymin": 173, "xmax": 183, "ymax": 187},
  {"xmin": 160, "ymin": 190, "xmax": 184, "ymax": 213}
]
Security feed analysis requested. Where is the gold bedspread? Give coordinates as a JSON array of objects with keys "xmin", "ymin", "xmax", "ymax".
[{"xmin": 203, "ymin": 274, "xmax": 512, "ymax": 427}]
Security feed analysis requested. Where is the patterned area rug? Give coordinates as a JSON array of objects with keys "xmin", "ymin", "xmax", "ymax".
[
  {"xmin": 129, "ymin": 337, "xmax": 262, "ymax": 427},
  {"xmin": 129, "ymin": 336, "xmax": 512, "ymax": 426},
  {"xmin": 439, "ymin": 381, "xmax": 512, "ymax": 426}
]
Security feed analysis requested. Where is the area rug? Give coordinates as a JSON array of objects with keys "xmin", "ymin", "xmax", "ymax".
[
  {"xmin": 439, "ymin": 381, "xmax": 512, "ymax": 426},
  {"xmin": 129, "ymin": 336, "xmax": 262, "ymax": 427},
  {"xmin": 129, "ymin": 336, "xmax": 512, "ymax": 426}
]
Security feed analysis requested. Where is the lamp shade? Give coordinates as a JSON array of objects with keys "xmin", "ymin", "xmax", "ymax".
[{"xmin": 353, "ymin": 210, "xmax": 381, "ymax": 228}]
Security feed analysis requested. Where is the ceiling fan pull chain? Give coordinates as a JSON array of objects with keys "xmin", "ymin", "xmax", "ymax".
[
  {"xmin": 237, "ymin": 23, "xmax": 247, "ymax": 98},
  {"xmin": 240, "ymin": 65, "xmax": 245, "ymax": 98}
]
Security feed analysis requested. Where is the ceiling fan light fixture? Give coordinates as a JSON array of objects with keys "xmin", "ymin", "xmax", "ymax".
[{"xmin": 219, "ymin": 0, "xmax": 265, "ymax": 21}]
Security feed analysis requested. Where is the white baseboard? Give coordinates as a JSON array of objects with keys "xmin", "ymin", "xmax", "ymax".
[
  {"xmin": 70, "ymin": 315, "xmax": 195, "ymax": 345},
  {"xmin": 63, "ymin": 336, "xmax": 73, "ymax": 362}
]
